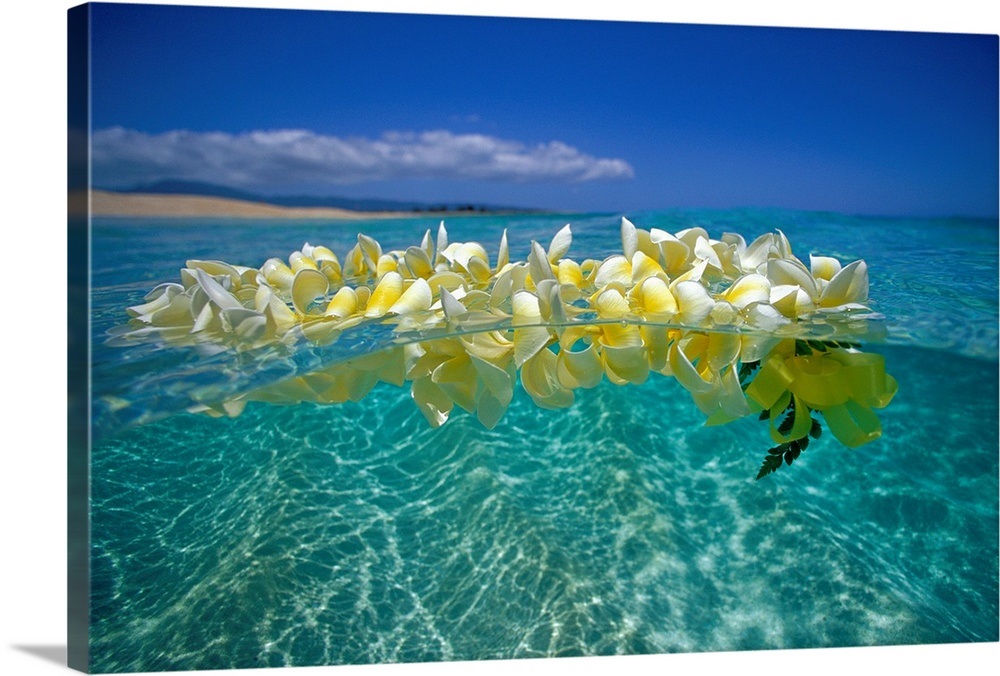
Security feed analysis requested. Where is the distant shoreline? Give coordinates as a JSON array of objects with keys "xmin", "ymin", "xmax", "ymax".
[
  {"xmin": 83, "ymin": 189, "xmax": 430, "ymax": 220},
  {"xmin": 80, "ymin": 190, "xmax": 552, "ymax": 220}
]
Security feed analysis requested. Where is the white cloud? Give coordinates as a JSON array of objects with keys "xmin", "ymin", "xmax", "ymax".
[{"xmin": 91, "ymin": 127, "xmax": 635, "ymax": 188}]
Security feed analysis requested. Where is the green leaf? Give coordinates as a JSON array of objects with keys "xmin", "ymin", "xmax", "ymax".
[
  {"xmin": 784, "ymin": 445, "xmax": 801, "ymax": 466},
  {"xmin": 754, "ymin": 394, "xmax": 818, "ymax": 481},
  {"xmin": 756, "ymin": 454, "xmax": 784, "ymax": 481},
  {"xmin": 738, "ymin": 361, "xmax": 756, "ymax": 380},
  {"xmin": 807, "ymin": 339, "xmax": 828, "ymax": 352},
  {"xmin": 739, "ymin": 360, "xmax": 761, "ymax": 389},
  {"xmin": 777, "ymin": 410, "xmax": 795, "ymax": 435},
  {"xmin": 831, "ymin": 340, "xmax": 860, "ymax": 350},
  {"xmin": 795, "ymin": 340, "xmax": 813, "ymax": 356}
]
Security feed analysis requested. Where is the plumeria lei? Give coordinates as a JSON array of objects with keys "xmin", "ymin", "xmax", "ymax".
[{"xmin": 119, "ymin": 218, "xmax": 897, "ymax": 479}]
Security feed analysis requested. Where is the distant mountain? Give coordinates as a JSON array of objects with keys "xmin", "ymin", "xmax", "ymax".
[
  {"xmin": 116, "ymin": 180, "xmax": 263, "ymax": 202},
  {"xmin": 104, "ymin": 180, "xmax": 538, "ymax": 214}
]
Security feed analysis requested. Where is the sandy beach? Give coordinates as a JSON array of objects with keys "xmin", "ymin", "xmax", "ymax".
[{"xmin": 85, "ymin": 190, "xmax": 417, "ymax": 219}]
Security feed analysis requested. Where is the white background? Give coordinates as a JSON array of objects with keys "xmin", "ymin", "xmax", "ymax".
[{"xmin": 1, "ymin": 1, "xmax": 997, "ymax": 675}]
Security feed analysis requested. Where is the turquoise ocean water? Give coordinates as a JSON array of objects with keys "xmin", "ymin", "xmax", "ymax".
[{"xmin": 88, "ymin": 210, "xmax": 998, "ymax": 672}]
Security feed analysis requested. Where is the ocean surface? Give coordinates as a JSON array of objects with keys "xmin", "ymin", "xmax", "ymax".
[{"xmin": 87, "ymin": 209, "xmax": 998, "ymax": 672}]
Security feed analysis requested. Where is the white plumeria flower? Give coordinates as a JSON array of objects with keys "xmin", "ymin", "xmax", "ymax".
[{"xmin": 116, "ymin": 220, "xmax": 892, "ymax": 455}]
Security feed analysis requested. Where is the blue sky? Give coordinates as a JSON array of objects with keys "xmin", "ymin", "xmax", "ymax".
[{"xmin": 87, "ymin": 3, "xmax": 998, "ymax": 217}]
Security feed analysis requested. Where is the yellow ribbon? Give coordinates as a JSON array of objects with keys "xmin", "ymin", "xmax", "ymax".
[
  {"xmin": 769, "ymin": 393, "xmax": 813, "ymax": 445},
  {"xmin": 745, "ymin": 347, "xmax": 898, "ymax": 447},
  {"xmin": 744, "ymin": 355, "xmax": 793, "ymax": 410},
  {"xmin": 823, "ymin": 400, "xmax": 884, "ymax": 447}
]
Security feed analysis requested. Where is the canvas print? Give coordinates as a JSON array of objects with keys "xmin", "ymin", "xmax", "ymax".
[{"xmin": 68, "ymin": 3, "xmax": 999, "ymax": 673}]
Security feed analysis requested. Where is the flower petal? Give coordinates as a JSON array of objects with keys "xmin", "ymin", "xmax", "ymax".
[
  {"xmin": 263, "ymin": 291, "xmax": 297, "ymax": 334},
  {"xmin": 299, "ymin": 317, "xmax": 341, "ymax": 345},
  {"xmin": 820, "ymin": 259, "xmax": 869, "ymax": 307},
  {"xmin": 453, "ymin": 241, "xmax": 490, "ymax": 273},
  {"xmin": 547, "ymin": 224, "xmax": 573, "ymax": 263},
  {"xmin": 261, "ymin": 257, "xmax": 295, "ymax": 290},
  {"xmin": 435, "ymin": 221, "xmax": 449, "ymax": 264},
  {"xmin": 809, "ymin": 254, "xmax": 842, "ymax": 281},
  {"xmin": 651, "ymin": 229, "xmax": 691, "ymax": 275},
  {"xmin": 475, "ymin": 385, "xmax": 509, "ymax": 429},
  {"xmin": 496, "ymin": 229, "xmax": 509, "ymax": 271},
  {"xmin": 357, "ymin": 233, "xmax": 382, "ymax": 271},
  {"xmin": 631, "ymin": 251, "xmax": 664, "ymax": 284},
  {"xmin": 743, "ymin": 302, "xmax": 791, "ymax": 332},
  {"xmin": 194, "ymin": 268, "xmax": 242, "ymax": 310},
  {"xmin": 376, "ymin": 254, "xmax": 398, "ymax": 278},
  {"xmin": 676, "ymin": 227, "xmax": 710, "ymax": 250},
  {"xmin": 466, "ymin": 255, "xmax": 493, "ymax": 283},
  {"xmin": 521, "ymin": 349, "xmax": 575, "ymax": 409},
  {"xmin": 127, "ymin": 288, "xmax": 177, "ymax": 319},
  {"xmin": 723, "ymin": 274, "xmax": 770, "ymax": 308},
  {"xmin": 190, "ymin": 300, "xmax": 218, "ymax": 333},
  {"xmin": 600, "ymin": 323, "xmax": 643, "ymax": 348},
  {"xmin": 600, "ymin": 341, "xmax": 649, "ymax": 385},
  {"xmin": 462, "ymin": 330, "xmax": 513, "ymax": 362},
  {"xmin": 420, "ymin": 228, "xmax": 435, "ymax": 261},
  {"xmin": 411, "ymin": 376, "xmax": 453, "ymax": 428},
  {"xmin": 557, "ymin": 340, "xmax": 604, "ymax": 389},
  {"xmin": 470, "ymin": 354, "xmax": 514, "ymax": 405},
  {"xmin": 289, "ymin": 251, "xmax": 318, "ymax": 272},
  {"xmin": 594, "ymin": 255, "xmax": 632, "ymax": 288},
  {"xmin": 149, "ymin": 293, "xmax": 193, "ymax": 327},
  {"xmin": 514, "ymin": 326, "xmax": 551, "ymax": 367},
  {"xmin": 671, "ymin": 258, "xmax": 708, "ymax": 285},
  {"xmin": 770, "ymin": 284, "xmax": 814, "ymax": 317},
  {"xmin": 693, "ymin": 237, "xmax": 722, "ymax": 271},
  {"xmin": 557, "ymin": 259, "xmax": 584, "ymax": 287},
  {"xmin": 324, "ymin": 286, "xmax": 358, "ymax": 318},
  {"xmin": 621, "ymin": 217, "xmax": 639, "ymax": 259},
  {"xmin": 706, "ymin": 332, "xmax": 741, "ymax": 371},
  {"xmin": 389, "ymin": 277, "xmax": 432, "ymax": 315},
  {"xmin": 640, "ymin": 325, "xmax": 671, "ymax": 371},
  {"xmin": 528, "ymin": 240, "xmax": 555, "ymax": 284},
  {"xmin": 637, "ymin": 277, "xmax": 677, "ymax": 315},
  {"xmin": 741, "ymin": 233, "xmax": 777, "ymax": 272},
  {"xmin": 186, "ymin": 260, "xmax": 242, "ymax": 287},
  {"xmin": 668, "ymin": 341, "xmax": 715, "ymax": 395},
  {"xmin": 766, "ymin": 258, "xmax": 818, "ymax": 298},
  {"xmin": 364, "ymin": 271, "xmax": 403, "ymax": 317},
  {"xmin": 594, "ymin": 288, "xmax": 630, "ymax": 319},
  {"xmin": 535, "ymin": 279, "xmax": 567, "ymax": 323},
  {"xmin": 427, "ymin": 271, "xmax": 466, "ymax": 296},
  {"xmin": 404, "ymin": 246, "xmax": 434, "ymax": 278},
  {"xmin": 431, "ymin": 354, "xmax": 478, "ymax": 413},
  {"xmin": 439, "ymin": 286, "xmax": 468, "ymax": 321},
  {"xmin": 291, "ymin": 268, "xmax": 330, "ymax": 315},
  {"xmin": 673, "ymin": 280, "xmax": 714, "ymax": 325},
  {"xmin": 709, "ymin": 300, "xmax": 739, "ymax": 325},
  {"xmin": 719, "ymin": 363, "xmax": 752, "ymax": 418}
]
